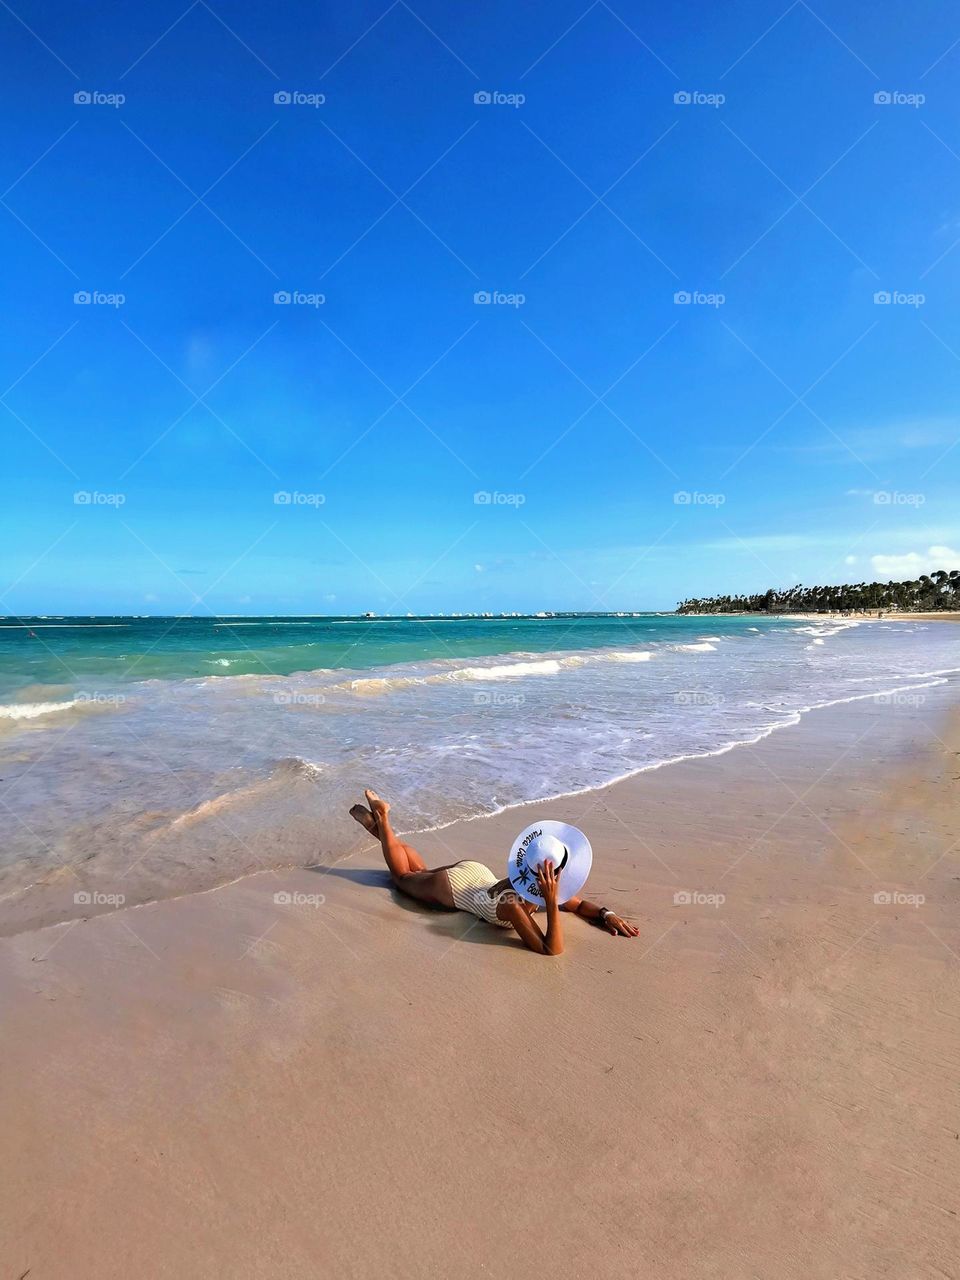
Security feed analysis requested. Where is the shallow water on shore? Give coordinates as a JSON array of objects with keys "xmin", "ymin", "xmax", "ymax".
[{"xmin": 0, "ymin": 614, "xmax": 957, "ymax": 924}]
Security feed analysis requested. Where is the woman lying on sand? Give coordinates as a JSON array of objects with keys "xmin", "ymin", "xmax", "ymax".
[{"xmin": 351, "ymin": 790, "xmax": 639, "ymax": 956}]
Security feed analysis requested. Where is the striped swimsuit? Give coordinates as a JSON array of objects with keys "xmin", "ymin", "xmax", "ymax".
[{"xmin": 445, "ymin": 861, "xmax": 513, "ymax": 928}]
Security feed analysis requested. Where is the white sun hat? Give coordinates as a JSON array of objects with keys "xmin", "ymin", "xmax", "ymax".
[{"xmin": 507, "ymin": 820, "xmax": 593, "ymax": 906}]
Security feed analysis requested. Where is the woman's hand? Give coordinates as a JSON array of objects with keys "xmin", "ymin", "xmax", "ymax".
[
  {"xmin": 536, "ymin": 859, "xmax": 560, "ymax": 907},
  {"xmin": 601, "ymin": 911, "xmax": 639, "ymax": 937}
]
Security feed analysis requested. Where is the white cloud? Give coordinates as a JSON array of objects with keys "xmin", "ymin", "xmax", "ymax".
[
  {"xmin": 844, "ymin": 555, "xmax": 858, "ymax": 566},
  {"xmin": 474, "ymin": 563, "xmax": 486, "ymax": 573},
  {"xmin": 870, "ymin": 545, "xmax": 960, "ymax": 578}
]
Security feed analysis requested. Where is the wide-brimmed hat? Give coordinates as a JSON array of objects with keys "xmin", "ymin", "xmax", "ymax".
[{"xmin": 507, "ymin": 820, "xmax": 593, "ymax": 906}]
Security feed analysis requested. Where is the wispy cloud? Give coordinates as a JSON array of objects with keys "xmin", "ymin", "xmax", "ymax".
[
  {"xmin": 698, "ymin": 533, "xmax": 840, "ymax": 553},
  {"xmin": 784, "ymin": 417, "xmax": 960, "ymax": 463}
]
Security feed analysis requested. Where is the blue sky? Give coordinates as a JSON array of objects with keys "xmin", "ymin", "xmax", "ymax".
[{"xmin": 2, "ymin": 0, "xmax": 959, "ymax": 614}]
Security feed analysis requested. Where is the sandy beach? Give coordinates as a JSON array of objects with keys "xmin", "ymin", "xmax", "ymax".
[
  {"xmin": 5, "ymin": 0, "xmax": 960, "ymax": 1271},
  {"xmin": 2, "ymin": 684, "xmax": 959, "ymax": 1278}
]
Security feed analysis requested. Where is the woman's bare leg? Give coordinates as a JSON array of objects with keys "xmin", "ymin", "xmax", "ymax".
[
  {"xmin": 349, "ymin": 804, "xmax": 378, "ymax": 836},
  {"xmin": 400, "ymin": 842, "xmax": 427, "ymax": 873},
  {"xmin": 364, "ymin": 790, "xmax": 454, "ymax": 907},
  {"xmin": 350, "ymin": 802, "xmax": 427, "ymax": 872},
  {"xmin": 352, "ymin": 798, "xmax": 428, "ymax": 872}
]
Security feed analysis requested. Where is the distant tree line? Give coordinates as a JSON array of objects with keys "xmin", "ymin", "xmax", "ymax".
[{"xmin": 677, "ymin": 569, "xmax": 960, "ymax": 615}]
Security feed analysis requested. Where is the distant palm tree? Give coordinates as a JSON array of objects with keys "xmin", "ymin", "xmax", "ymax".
[{"xmin": 675, "ymin": 563, "xmax": 959, "ymax": 615}]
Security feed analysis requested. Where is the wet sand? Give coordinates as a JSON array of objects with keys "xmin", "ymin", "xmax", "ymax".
[{"xmin": 2, "ymin": 687, "xmax": 959, "ymax": 1278}]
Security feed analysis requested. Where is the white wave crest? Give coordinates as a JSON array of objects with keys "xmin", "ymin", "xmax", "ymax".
[
  {"xmin": 448, "ymin": 659, "xmax": 562, "ymax": 681},
  {"xmin": 0, "ymin": 699, "xmax": 79, "ymax": 720},
  {"xmin": 599, "ymin": 650, "xmax": 655, "ymax": 663}
]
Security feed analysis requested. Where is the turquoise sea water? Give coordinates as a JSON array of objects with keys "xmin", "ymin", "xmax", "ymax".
[
  {"xmin": 0, "ymin": 612, "xmax": 761, "ymax": 696},
  {"xmin": 1, "ymin": 613, "xmax": 957, "ymax": 931}
]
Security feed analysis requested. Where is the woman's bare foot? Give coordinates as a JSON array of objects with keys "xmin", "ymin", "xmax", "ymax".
[
  {"xmin": 364, "ymin": 789, "xmax": 390, "ymax": 827},
  {"xmin": 349, "ymin": 803, "xmax": 378, "ymax": 836}
]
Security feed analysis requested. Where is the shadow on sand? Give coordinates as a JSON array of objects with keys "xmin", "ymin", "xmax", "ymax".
[{"xmin": 306, "ymin": 862, "xmax": 513, "ymax": 947}]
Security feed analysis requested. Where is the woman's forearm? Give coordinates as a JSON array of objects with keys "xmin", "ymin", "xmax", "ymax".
[{"xmin": 543, "ymin": 900, "xmax": 564, "ymax": 955}]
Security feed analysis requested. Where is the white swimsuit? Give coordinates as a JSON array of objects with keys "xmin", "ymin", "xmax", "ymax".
[{"xmin": 445, "ymin": 861, "xmax": 513, "ymax": 927}]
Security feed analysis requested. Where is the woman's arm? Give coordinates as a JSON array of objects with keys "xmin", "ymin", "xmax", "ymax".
[
  {"xmin": 539, "ymin": 862, "xmax": 564, "ymax": 954},
  {"xmin": 497, "ymin": 862, "xmax": 564, "ymax": 955},
  {"xmin": 561, "ymin": 895, "xmax": 639, "ymax": 937}
]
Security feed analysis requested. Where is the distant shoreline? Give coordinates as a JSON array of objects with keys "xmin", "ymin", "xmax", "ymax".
[
  {"xmin": 3, "ymin": 609, "xmax": 960, "ymax": 624},
  {"xmin": 678, "ymin": 610, "xmax": 960, "ymax": 622}
]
